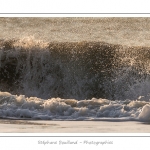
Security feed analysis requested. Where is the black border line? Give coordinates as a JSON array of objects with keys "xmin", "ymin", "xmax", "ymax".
[
  {"xmin": 0, "ymin": 136, "xmax": 150, "ymax": 137},
  {"xmin": 0, "ymin": 13, "xmax": 150, "ymax": 14}
]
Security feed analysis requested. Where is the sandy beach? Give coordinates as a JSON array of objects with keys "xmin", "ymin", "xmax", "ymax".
[{"xmin": 0, "ymin": 120, "xmax": 149, "ymax": 133}]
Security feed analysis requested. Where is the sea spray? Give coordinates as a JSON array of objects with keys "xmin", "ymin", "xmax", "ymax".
[
  {"xmin": 1, "ymin": 39, "xmax": 150, "ymax": 100},
  {"xmin": 1, "ymin": 38, "xmax": 150, "ymax": 121}
]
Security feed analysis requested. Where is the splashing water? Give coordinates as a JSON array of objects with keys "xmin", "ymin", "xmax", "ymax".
[{"xmin": 0, "ymin": 38, "xmax": 150, "ymax": 121}]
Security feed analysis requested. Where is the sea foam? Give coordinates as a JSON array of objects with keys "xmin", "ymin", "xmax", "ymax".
[{"xmin": 0, "ymin": 91, "xmax": 150, "ymax": 121}]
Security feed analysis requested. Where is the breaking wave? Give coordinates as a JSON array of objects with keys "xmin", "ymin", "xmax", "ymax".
[{"xmin": 1, "ymin": 37, "xmax": 150, "ymax": 121}]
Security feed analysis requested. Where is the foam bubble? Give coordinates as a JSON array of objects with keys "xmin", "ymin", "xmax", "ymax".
[
  {"xmin": 138, "ymin": 104, "xmax": 150, "ymax": 121},
  {"xmin": 0, "ymin": 92, "xmax": 150, "ymax": 121}
]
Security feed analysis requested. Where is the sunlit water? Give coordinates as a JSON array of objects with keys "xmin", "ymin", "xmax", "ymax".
[{"xmin": 1, "ymin": 18, "xmax": 150, "ymax": 121}]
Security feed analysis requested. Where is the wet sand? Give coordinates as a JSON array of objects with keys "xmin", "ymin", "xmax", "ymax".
[{"xmin": 0, "ymin": 119, "xmax": 150, "ymax": 133}]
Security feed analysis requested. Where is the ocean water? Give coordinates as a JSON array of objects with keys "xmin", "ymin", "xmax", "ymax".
[
  {"xmin": 0, "ymin": 18, "xmax": 150, "ymax": 121},
  {"xmin": 0, "ymin": 38, "xmax": 150, "ymax": 121}
]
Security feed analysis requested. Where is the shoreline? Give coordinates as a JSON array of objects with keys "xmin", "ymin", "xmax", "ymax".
[{"xmin": 0, "ymin": 119, "xmax": 150, "ymax": 133}]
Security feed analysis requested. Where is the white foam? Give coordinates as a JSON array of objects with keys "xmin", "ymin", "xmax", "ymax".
[
  {"xmin": 0, "ymin": 91, "xmax": 150, "ymax": 121},
  {"xmin": 138, "ymin": 104, "xmax": 150, "ymax": 121}
]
